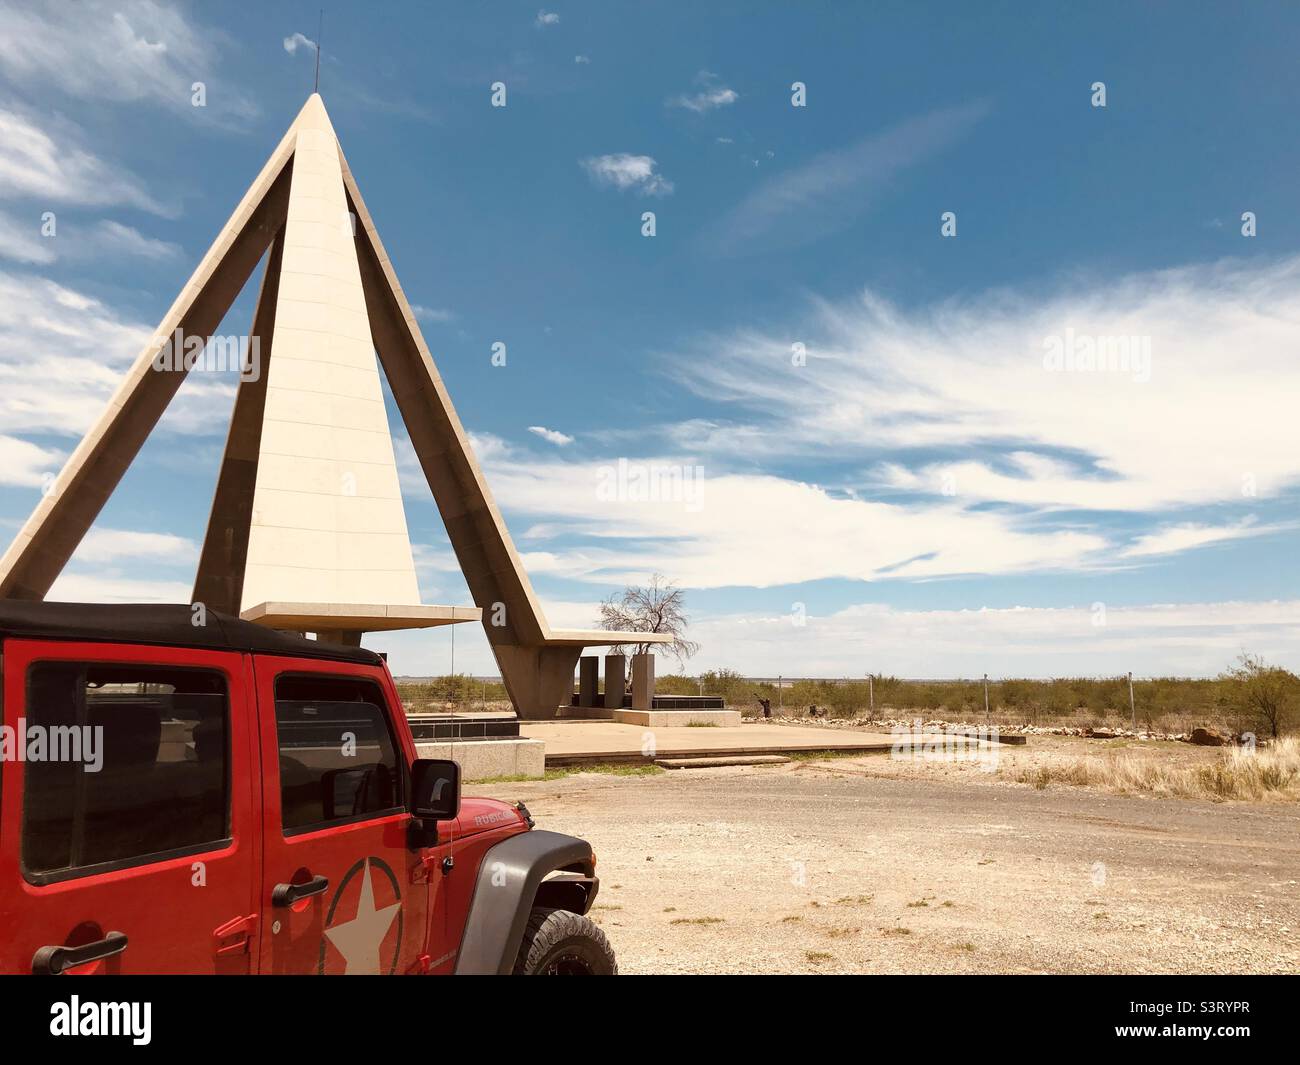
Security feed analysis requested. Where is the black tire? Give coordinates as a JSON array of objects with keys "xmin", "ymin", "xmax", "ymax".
[{"xmin": 512, "ymin": 906, "xmax": 618, "ymax": 975}]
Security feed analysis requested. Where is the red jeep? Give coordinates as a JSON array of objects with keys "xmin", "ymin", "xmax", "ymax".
[{"xmin": 0, "ymin": 602, "xmax": 615, "ymax": 975}]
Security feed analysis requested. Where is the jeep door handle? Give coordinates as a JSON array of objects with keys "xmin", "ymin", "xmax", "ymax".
[
  {"xmin": 272, "ymin": 875, "xmax": 329, "ymax": 906},
  {"xmin": 32, "ymin": 931, "xmax": 128, "ymax": 975}
]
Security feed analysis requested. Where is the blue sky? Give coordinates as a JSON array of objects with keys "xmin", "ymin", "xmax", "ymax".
[{"xmin": 1, "ymin": 1, "xmax": 1298, "ymax": 678}]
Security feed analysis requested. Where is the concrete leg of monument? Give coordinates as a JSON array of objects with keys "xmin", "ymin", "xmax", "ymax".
[{"xmin": 494, "ymin": 643, "xmax": 584, "ymax": 720}]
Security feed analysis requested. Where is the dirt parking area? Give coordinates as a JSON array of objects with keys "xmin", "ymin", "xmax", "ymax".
[{"xmin": 467, "ymin": 739, "xmax": 1300, "ymax": 974}]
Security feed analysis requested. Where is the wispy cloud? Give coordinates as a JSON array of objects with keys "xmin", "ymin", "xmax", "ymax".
[
  {"xmin": 412, "ymin": 305, "xmax": 456, "ymax": 324},
  {"xmin": 1118, "ymin": 519, "xmax": 1289, "ymax": 559},
  {"xmin": 0, "ymin": 108, "xmax": 173, "ymax": 215},
  {"xmin": 669, "ymin": 71, "xmax": 738, "ymax": 113},
  {"xmin": 580, "ymin": 153, "xmax": 674, "ymax": 197},
  {"xmin": 663, "ymin": 254, "xmax": 1300, "ymax": 519},
  {"xmin": 527, "ymin": 425, "xmax": 574, "ymax": 446},
  {"xmin": 388, "ymin": 255, "xmax": 1300, "ymax": 592},
  {"xmin": 704, "ymin": 99, "xmax": 990, "ymax": 254},
  {"xmin": 535, "ymin": 10, "xmax": 561, "ymax": 28},
  {"xmin": 0, "ymin": 270, "xmax": 233, "ymax": 443},
  {"xmin": 0, "ymin": 0, "xmax": 257, "ymax": 122},
  {"xmin": 87, "ymin": 220, "xmax": 182, "ymax": 260},
  {"xmin": 0, "ymin": 434, "xmax": 63, "ymax": 488},
  {"xmin": 0, "ymin": 209, "xmax": 55, "ymax": 264},
  {"xmin": 0, "ymin": 212, "xmax": 181, "ymax": 265},
  {"xmin": 74, "ymin": 528, "xmax": 199, "ymax": 565}
]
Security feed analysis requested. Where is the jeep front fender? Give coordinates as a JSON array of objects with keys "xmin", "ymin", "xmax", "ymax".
[{"xmin": 453, "ymin": 829, "xmax": 598, "ymax": 975}]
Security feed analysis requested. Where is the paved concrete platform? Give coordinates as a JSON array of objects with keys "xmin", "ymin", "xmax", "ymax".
[{"xmin": 520, "ymin": 720, "xmax": 965, "ymax": 766}]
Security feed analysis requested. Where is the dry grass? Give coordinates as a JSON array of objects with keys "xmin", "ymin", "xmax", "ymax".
[{"xmin": 1007, "ymin": 737, "xmax": 1300, "ymax": 802}]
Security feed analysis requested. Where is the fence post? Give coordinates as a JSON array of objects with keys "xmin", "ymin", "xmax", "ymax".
[
  {"xmin": 983, "ymin": 673, "xmax": 989, "ymax": 724},
  {"xmin": 1128, "ymin": 671, "xmax": 1135, "ymax": 729}
]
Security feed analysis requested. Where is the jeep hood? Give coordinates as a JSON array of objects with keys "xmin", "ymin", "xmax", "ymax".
[{"xmin": 448, "ymin": 797, "xmax": 527, "ymax": 837}]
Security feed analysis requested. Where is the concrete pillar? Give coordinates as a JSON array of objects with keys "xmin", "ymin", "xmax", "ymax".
[
  {"xmin": 579, "ymin": 655, "xmax": 599, "ymax": 707},
  {"xmin": 631, "ymin": 653, "xmax": 654, "ymax": 711},
  {"xmin": 603, "ymin": 654, "xmax": 626, "ymax": 710},
  {"xmin": 313, "ymin": 629, "xmax": 362, "ymax": 647}
]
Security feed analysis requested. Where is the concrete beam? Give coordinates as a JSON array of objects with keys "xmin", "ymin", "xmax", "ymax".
[{"xmin": 193, "ymin": 232, "xmax": 283, "ymax": 614}]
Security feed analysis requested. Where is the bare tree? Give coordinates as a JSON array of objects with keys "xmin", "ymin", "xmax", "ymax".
[
  {"xmin": 597, "ymin": 573, "xmax": 700, "ymax": 666},
  {"xmin": 1225, "ymin": 653, "xmax": 1297, "ymax": 738}
]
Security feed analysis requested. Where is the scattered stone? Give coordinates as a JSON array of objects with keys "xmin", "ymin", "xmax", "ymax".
[{"xmin": 1190, "ymin": 726, "xmax": 1231, "ymax": 747}]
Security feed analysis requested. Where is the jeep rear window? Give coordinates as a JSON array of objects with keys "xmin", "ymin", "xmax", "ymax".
[
  {"xmin": 22, "ymin": 664, "xmax": 229, "ymax": 881},
  {"xmin": 273, "ymin": 674, "xmax": 402, "ymax": 834}
]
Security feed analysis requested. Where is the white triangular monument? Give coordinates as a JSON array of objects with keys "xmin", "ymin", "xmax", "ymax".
[{"xmin": 0, "ymin": 94, "xmax": 667, "ymax": 718}]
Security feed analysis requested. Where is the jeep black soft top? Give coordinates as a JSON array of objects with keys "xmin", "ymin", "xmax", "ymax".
[{"xmin": 0, "ymin": 601, "xmax": 381, "ymax": 666}]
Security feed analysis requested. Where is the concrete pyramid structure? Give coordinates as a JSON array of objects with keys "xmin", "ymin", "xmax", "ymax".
[
  {"xmin": 0, "ymin": 94, "xmax": 666, "ymax": 717},
  {"xmin": 196, "ymin": 97, "xmax": 423, "ymax": 626}
]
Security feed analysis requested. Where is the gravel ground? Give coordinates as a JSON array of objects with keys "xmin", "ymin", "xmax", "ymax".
[{"xmin": 467, "ymin": 740, "xmax": 1300, "ymax": 974}]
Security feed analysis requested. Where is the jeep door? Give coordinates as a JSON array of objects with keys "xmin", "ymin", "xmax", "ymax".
[
  {"xmin": 251, "ymin": 655, "xmax": 428, "ymax": 974},
  {"xmin": 0, "ymin": 638, "xmax": 261, "ymax": 974}
]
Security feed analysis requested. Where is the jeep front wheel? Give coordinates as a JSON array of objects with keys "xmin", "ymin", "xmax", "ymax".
[{"xmin": 513, "ymin": 906, "xmax": 618, "ymax": 975}]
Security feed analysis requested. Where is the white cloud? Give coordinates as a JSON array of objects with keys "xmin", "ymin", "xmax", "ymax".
[
  {"xmin": 0, "ymin": 211, "xmax": 180, "ymax": 264},
  {"xmin": 426, "ymin": 435, "xmax": 1106, "ymax": 589},
  {"xmin": 73, "ymin": 527, "xmax": 198, "ymax": 566},
  {"xmin": 574, "ymin": 55, "xmax": 590, "ymax": 64},
  {"xmin": 527, "ymin": 425, "xmax": 574, "ymax": 446},
  {"xmin": 283, "ymin": 32, "xmax": 316, "ymax": 55},
  {"xmin": 87, "ymin": 220, "xmax": 182, "ymax": 260},
  {"xmin": 0, "ymin": 271, "xmax": 151, "ymax": 437},
  {"xmin": 0, "ymin": 209, "xmax": 55, "ymax": 264},
  {"xmin": 670, "ymin": 255, "xmax": 1300, "ymax": 515},
  {"xmin": 683, "ymin": 598, "xmax": 1300, "ymax": 678},
  {"xmin": 0, "ymin": 1, "xmax": 257, "ymax": 121},
  {"xmin": 670, "ymin": 72, "xmax": 739, "ymax": 113},
  {"xmin": 580, "ymin": 154, "xmax": 674, "ymax": 197},
  {"xmin": 412, "ymin": 304, "xmax": 455, "ymax": 323},
  {"xmin": 1118, "ymin": 519, "xmax": 1288, "ymax": 558},
  {"xmin": 0, "ymin": 434, "xmax": 63, "ymax": 487},
  {"xmin": 535, "ymin": 11, "xmax": 561, "ymax": 27},
  {"xmin": 46, "ymin": 571, "xmax": 193, "ymax": 604},
  {"xmin": 705, "ymin": 99, "xmax": 989, "ymax": 253},
  {"xmin": 0, "ymin": 271, "xmax": 236, "ymax": 443},
  {"xmin": 0, "ymin": 108, "xmax": 172, "ymax": 215}
]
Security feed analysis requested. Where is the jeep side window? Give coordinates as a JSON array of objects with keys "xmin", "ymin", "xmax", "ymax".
[
  {"xmin": 273, "ymin": 675, "xmax": 402, "ymax": 833},
  {"xmin": 22, "ymin": 663, "xmax": 229, "ymax": 881}
]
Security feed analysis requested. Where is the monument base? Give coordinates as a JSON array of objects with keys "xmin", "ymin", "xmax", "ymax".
[{"xmin": 415, "ymin": 737, "xmax": 545, "ymax": 781}]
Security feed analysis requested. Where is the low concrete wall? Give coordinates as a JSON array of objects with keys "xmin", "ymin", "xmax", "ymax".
[
  {"xmin": 415, "ymin": 737, "xmax": 545, "ymax": 780},
  {"xmin": 612, "ymin": 708, "xmax": 742, "ymax": 727}
]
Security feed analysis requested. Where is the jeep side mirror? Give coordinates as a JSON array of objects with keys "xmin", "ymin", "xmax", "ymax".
[{"xmin": 410, "ymin": 758, "xmax": 460, "ymax": 821}]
